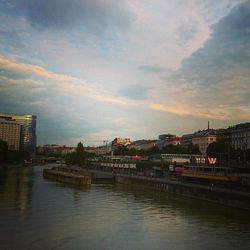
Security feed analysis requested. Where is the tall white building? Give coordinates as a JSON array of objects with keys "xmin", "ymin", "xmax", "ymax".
[
  {"xmin": 0, "ymin": 118, "xmax": 21, "ymax": 150},
  {"xmin": 0, "ymin": 113, "xmax": 37, "ymax": 153}
]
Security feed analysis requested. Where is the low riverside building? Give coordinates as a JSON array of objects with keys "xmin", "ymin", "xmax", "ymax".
[
  {"xmin": 0, "ymin": 118, "xmax": 21, "ymax": 150},
  {"xmin": 36, "ymin": 145, "xmax": 76, "ymax": 156},
  {"xmin": 84, "ymin": 145, "xmax": 111, "ymax": 155}
]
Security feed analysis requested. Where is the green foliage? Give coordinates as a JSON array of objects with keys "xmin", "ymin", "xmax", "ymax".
[
  {"xmin": 113, "ymin": 146, "xmax": 129, "ymax": 156},
  {"xmin": 113, "ymin": 144, "xmax": 200, "ymax": 157},
  {"xmin": 65, "ymin": 151, "xmax": 77, "ymax": 165},
  {"xmin": 207, "ymin": 140, "xmax": 233, "ymax": 160},
  {"xmin": 145, "ymin": 145, "xmax": 161, "ymax": 155},
  {"xmin": 65, "ymin": 142, "xmax": 89, "ymax": 166},
  {"xmin": 162, "ymin": 144, "xmax": 201, "ymax": 155},
  {"xmin": 0, "ymin": 140, "xmax": 30, "ymax": 164},
  {"xmin": 0, "ymin": 140, "xmax": 8, "ymax": 163}
]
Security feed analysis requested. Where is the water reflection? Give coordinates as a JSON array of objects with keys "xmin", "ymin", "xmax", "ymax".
[
  {"xmin": 106, "ymin": 184, "xmax": 250, "ymax": 229},
  {"xmin": 0, "ymin": 166, "xmax": 250, "ymax": 250},
  {"xmin": 0, "ymin": 167, "xmax": 34, "ymax": 218}
]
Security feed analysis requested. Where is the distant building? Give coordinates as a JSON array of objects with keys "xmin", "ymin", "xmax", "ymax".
[
  {"xmin": 0, "ymin": 113, "xmax": 37, "ymax": 154},
  {"xmin": 215, "ymin": 128, "xmax": 232, "ymax": 143},
  {"xmin": 231, "ymin": 123, "xmax": 250, "ymax": 150},
  {"xmin": 112, "ymin": 138, "xmax": 131, "ymax": 147},
  {"xmin": 36, "ymin": 145, "xmax": 76, "ymax": 156},
  {"xmin": 192, "ymin": 129, "xmax": 217, "ymax": 156},
  {"xmin": 180, "ymin": 133, "xmax": 194, "ymax": 147},
  {"xmin": 85, "ymin": 145, "xmax": 111, "ymax": 155},
  {"xmin": 157, "ymin": 134, "xmax": 176, "ymax": 149},
  {"xmin": 165, "ymin": 136, "xmax": 181, "ymax": 146},
  {"xmin": 0, "ymin": 118, "xmax": 21, "ymax": 150},
  {"xmin": 128, "ymin": 140, "xmax": 157, "ymax": 150},
  {"xmin": 158, "ymin": 134, "xmax": 175, "ymax": 140}
]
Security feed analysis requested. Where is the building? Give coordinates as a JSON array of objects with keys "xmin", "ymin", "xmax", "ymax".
[
  {"xmin": 84, "ymin": 145, "xmax": 111, "ymax": 155},
  {"xmin": 158, "ymin": 134, "xmax": 175, "ymax": 140},
  {"xmin": 231, "ymin": 123, "xmax": 250, "ymax": 150},
  {"xmin": 192, "ymin": 129, "xmax": 217, "ymax": 156},
  {"xmin": 157, "ymin": 134, "xmax": 176, "ymax": 149},
  {"xmin": 165, "ymin": 136, "xmax": 181, "ymax": 146},
  {"xmin": 0, "ymin": 118, "xmax": 21, "ymax": 150},
  {"xmin": 36, "ymin": 145, "xmax": 76, "ymax": 156},
  {"xmin": 180, "ymin": 133, "xmax": 194, "ymax": 147},
  {"xmin": 0, "ymin": 113, "xmax": 37, "ymax": 154},
  {"xmin": 112, "ymin": 138, "xmax": 131, "ymax": 147},
  {"xmin": 127, "ymin": 140, "xmax": 157, "ymax": 150},
  {"xmin": 215, "ymin": 128, "xmax": 232, "ymax": 144}
]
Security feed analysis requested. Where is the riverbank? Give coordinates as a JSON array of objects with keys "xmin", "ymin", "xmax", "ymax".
[
  {"xmin": 115, "ymin": 174, "xmax": 250, "ymax": 210},
  {"xmin": 42, "ymin": 165, "xmax": 250, "ymax": 210},
  {"xmin": 73, "ymin": 167, "xmax": 249, "ymax": 210},
  {"xmin": 43, "ymin": 168, "xmax": 91, "ymax": 186}
]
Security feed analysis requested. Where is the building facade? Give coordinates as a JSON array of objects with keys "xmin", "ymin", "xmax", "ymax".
[
  {"xmin": 165, "ymin": 137, "xmax": 181, "ymax": 146},
  {"xmin": 0, "ymin": 113, "xmax": 37, "ymax": 153},
  {"xmin": 128, "ymin": 140, "xmax": 157, "ymax": 150},
  {"xmin": 180, "ymin": 133, "xmax": 194, "ymax": 147},
  {"xmin": 112, "ymin": 138, "xmax": 131, "ymax": 147},
  {"xmin": 231, "ymin": 123, "xmax": 250, "ymax": 150},
  {"xmin": 157, "ymin": 134, "xmax": 176, "ymax": 149},
  {"xmin": 0, "ymin": 118, "xmax": 21, "ymax": 150},
  {"xmin": 191, "ymin": 130, "xmax": 217, "ymax": 156}
]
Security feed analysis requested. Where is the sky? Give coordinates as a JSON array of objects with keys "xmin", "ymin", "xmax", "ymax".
[{"xmin": 0, "ymin": 0, "xmax": 250, "ymax": 146}]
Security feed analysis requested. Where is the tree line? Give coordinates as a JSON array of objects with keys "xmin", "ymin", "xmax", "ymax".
[
  {"xmin": 113, "ymin": 144, "xmax": 201, "ymax": 156},
  {"xmin": 207, "ymin": 140, "xmax": 250, "ymax": 163},
  {"xmin": 0, "ymin": 140, "xmax": 30, "ymax": 165},
  {"xmin": 65, "ymin": 142, "xmax": 95, "ymax": 166}
]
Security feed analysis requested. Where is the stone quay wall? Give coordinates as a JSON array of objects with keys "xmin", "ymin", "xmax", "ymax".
[
  {"xmin": 43, "ymin": 169, "xmax": 91, "ymax": 185},
  {"xmin": 116, "ymin": 175, "xmax": 250, "ymax": 210}
]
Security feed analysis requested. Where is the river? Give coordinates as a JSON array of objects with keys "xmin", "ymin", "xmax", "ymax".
[{"xmin": 0, "ymin": 166, "xmax": 250, "ymax": 250}]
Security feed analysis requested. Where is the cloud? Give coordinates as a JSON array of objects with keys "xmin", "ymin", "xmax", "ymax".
[
  {"xmin": 0, "ymin": 55, "xmax": 77, "ymax": 81},
  {"xmin": 118, "ymin": 84, "xmax": 149, "ymax": 100},
  {"xmin": 138, "ymin": 65, "xmax": 167, "ymax": 74},
  {"xmin": 1, "ymin": 1, "xmax": 249, "ymax": 145},
  {"xmin": 150, "ymin": 1, "xmax": 250, "ymax": 121},
  {"xmin": 176, "ymin": 21, "xmax": 199, "ymax": 46},
  {"xmin": 6, "ymin": 0, "xmax": 134, "ymax": 33}
]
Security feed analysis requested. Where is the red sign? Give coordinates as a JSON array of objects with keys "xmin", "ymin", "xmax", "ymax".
[
  {"xmin": 208, "ymin": 157, "xmax": 217, "ymax": 164},
  {"xmin": 131, "ymin": 155, "xmax": 143, "ymax": 159}
]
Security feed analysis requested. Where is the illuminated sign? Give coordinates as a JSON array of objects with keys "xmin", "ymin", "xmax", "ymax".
[{"xmin": 208, "ymin": 157, "xmax": 217, "ymax": 164}]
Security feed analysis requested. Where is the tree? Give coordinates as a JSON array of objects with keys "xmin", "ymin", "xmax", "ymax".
[
  {"xmin": 207, "ymin": 140, "xmax": 234, "ymax": 162},
  {"xmin": 65, "ymin": 152, "xmax": 77, "ymax": 165},
  {"xmin": 65, "ymin": 142, "xmax": 87, "ymax": 166},
  {"xmin": 113, "ymin": 146, "xmax": 129, "ymax": 156},
  {"xmin": 76, "ymin": 142, "xmax": 86, "ymax": 166},
  {"xmin": 145, "ymin": 145, "xmax": 160, "ymax": 156},
  {"xmin": 0, "ymin": 140, "xmax": 8, "ymax": 163}
]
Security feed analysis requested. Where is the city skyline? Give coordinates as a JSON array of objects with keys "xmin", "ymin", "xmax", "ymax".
[{"xmin": 0, "ymin": 1, "xmax": 250, "ymax": 146}]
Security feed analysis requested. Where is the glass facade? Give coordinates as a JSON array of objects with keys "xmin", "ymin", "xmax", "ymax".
[{"xmin": 0, "ymin": 113, "xmax": 37, "ymax": 154}]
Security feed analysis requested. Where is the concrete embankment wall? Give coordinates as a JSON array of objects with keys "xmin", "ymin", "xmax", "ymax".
[
  {"xmin": 116, "ymin": 175, "xmax": 250, "ymax": 210},
  {"xmin": 43, "ymin": 169, "xmax": 91, "ymax": 185}
]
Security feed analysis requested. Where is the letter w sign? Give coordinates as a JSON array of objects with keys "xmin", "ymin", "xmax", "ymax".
[{"xmin": 208, "ymin": 157, "xmax": 217, "ymax": 165}]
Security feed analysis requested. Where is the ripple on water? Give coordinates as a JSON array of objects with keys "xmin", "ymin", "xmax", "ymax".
[{"xmin": 0, "ymin": 167, "xmax": 250, "ymax": 250}]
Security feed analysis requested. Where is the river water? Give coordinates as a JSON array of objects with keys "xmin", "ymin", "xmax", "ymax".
[{"xmin": 0, "ymin": 166, "xmax": 250, "ymax": 250}]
